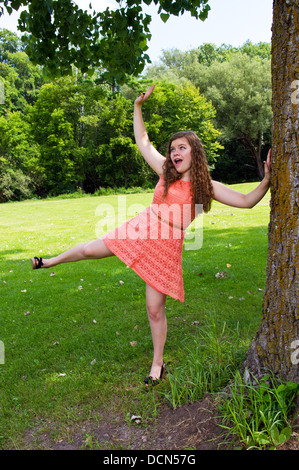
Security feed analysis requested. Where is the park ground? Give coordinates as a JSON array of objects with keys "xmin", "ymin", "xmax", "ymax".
[{"xmin": 1, "ymin": 185, "xmax": 298, "ymax": 451}]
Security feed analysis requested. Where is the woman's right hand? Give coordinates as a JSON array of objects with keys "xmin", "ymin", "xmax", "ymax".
[
  {"xmin": 133, "ymin": 83, "xmax": 165, "ymax": 176},
  {"xmin": 134, "ymin": 84, "xmax": 155, "ymax": 106}
]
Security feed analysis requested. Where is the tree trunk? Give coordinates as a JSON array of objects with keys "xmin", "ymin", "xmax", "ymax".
[
  {"xmin": 243, "ymin": 0, "xmax": 299, "ymax": 383},
  {"xmin": 238, "ymin": 131, "xmax": 265, "ymax": 179}
]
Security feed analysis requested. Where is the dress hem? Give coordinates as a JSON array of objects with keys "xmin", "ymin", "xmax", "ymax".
[{"xmin": 102, "ymin": 237, "xmax": 184, "ymax": 303}]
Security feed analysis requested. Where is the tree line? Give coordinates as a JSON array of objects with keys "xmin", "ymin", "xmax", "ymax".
[{"xmin": 0, "ymin": 28, "xmax": 272, "ymax": 202}]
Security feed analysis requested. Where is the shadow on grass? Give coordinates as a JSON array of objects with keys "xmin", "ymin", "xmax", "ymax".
[{"xmin": 1, "ymin": 249, "xmax": 25, "ymax": 258}]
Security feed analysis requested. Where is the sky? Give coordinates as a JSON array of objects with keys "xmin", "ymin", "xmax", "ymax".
[{"xmin": 0, "ymin": 0, "xmax": 273, "ymax": 63}]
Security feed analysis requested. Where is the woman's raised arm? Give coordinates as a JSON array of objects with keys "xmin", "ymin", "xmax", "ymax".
[{"xmin": 134, "ymin": 85, "xmax": 166, "ymax": 176}]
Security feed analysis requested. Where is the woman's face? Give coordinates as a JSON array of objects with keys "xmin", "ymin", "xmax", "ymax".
[{"xmin": 170, "ymin": 137, "xmax": 192, "ymax": 180}]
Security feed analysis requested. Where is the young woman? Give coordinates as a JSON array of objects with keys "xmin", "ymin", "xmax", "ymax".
[{"xmin": 31, "ymin": 85, "xmax": 271, "ymax": 385}]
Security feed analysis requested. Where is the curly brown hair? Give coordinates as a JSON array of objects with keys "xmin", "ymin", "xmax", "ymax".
[{"xmin": 162, "ymin": 131, "xmax": 214, "ymax": 213}]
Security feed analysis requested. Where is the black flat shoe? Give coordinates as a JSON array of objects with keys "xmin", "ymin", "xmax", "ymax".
[
  {"xmin": 144, "ymin": 362, "xmax": 166, "ymax": 386},
  {"xmin": 31, "ymin": 256, "xmax": 44, "ymax": 270}
]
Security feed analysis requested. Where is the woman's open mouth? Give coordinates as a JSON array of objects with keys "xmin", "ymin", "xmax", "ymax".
[{"xmin": 173, "ymin": 157, "xmax": 183, "ymax": 167}]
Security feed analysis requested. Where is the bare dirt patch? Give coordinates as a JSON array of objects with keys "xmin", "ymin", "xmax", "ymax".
[
  {"xmin": 22, "ymin": 394, "xmax": 299, "ymax": 451},
  {"xmin": 23, "ymin": 395, "xmax": 233, "ymax": 450}
]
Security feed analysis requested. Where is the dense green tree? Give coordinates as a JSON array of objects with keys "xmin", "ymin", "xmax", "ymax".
[
  {"xmin": 1, "ymin": 51, "xmax": 45, "ymax": 110},
  {"xmin": 0, "ymin": 27, "xmax": 24, "ymax": 61},
  {"xmin": 0, "ymin": 110, "xmax": 40, "ymax": 201},
  {"xmin": 0, "ymin": 30, "xmax": 45, "ymax": 111},
  {"xmin": 28, "ymin": 78, "xmax": 88, "ymax": 194},
  {"xmin": 0, "ymin": 59, "xmax": 19, "ymax": 113},
  {"xmin": 6, "ymin": 50, "xmax": 45, "ymax": 106},
  {"xmin": 93, "ymin": 92, "xmax": 146, "ymax": 188},
  {"xmin": 239, "ymin": 40, "xmax": 271, "ymax": 60},
  {"xmin": 191, "ymin": 53, "xmax": 272, "ymax": 179},
  {"xmin": 0, "ymin": 0, "xmax": 211, "ymax": 83},
  {"xmin": 146, "ymin": 41, "xmax": 271, "ymax": 76}
]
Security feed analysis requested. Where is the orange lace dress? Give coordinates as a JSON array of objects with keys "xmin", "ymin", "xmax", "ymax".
[{"xmin": 102, "ymin": 176, "xmax": 195, "ymax": 302}]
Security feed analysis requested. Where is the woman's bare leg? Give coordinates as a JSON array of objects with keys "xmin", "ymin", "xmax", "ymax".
[
  {"xmin": 40, "ymin": 238, "xmax": 114, "ymax": 268},
  {"xmin": 145, "ymin": 283, "xmax": 167, "ymax": 380}
]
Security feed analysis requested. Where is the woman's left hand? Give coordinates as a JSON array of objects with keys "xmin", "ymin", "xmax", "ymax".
[{"xmin": 264, "ymin": 148, "xmax": 271, "ymax": 181}]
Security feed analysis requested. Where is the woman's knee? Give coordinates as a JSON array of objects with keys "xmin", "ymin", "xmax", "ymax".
[
  {"xmin": 81, "ymin": 239, "xmax": 114, "ymax": 259},
  {"xmin": 146, "ymin": 296, "xmax": 166, "ymax": 322},
  {"xmin": 146, "ymin": 284, "xmax": 166, "ymax": 322},
  {"xmin": 81, "ymin": 242, "xmax": 95, "ymax": 259}
]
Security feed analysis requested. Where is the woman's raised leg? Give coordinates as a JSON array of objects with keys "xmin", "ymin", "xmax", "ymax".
[{"xmin": 36, "ymin": 238, "xmax": 114, "ymax": 268}]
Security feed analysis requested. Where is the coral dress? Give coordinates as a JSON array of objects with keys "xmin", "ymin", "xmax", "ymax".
[{"xmin": 102, "ymin": 176, "xmax": 195, "ymax": 302}]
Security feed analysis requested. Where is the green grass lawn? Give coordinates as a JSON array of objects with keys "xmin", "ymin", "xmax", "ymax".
[{"xmin": 0, "ymin": 183, "xmax": 270, "ymax": 449}]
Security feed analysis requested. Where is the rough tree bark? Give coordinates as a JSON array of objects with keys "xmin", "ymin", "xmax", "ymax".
[{"xmin": 243, "ymin": 0, "xmax": 299, "ymax": 383}]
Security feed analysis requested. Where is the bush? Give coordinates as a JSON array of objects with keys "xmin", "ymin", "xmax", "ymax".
[{"xmin": 0, "ymin": 167, "xmax": 32, "ymax": 202}]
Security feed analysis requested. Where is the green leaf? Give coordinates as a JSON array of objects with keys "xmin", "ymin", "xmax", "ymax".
[
  {"xmin": 160, "ymin": 13, "xmax": 170, "ymax": 23},
  {"xmin": 270, "ymin": 425, "xmax": 280, "ymax": 445},
  {"xmin": 279, "ymin": 426, "xmax": 292, "ymax": 444},
  {"xmin": 199, "ymin": 4, "xmax": 211, "ymax": 21},
  {"xmin": 285, "ymin": 381, "xmax": 299, "ymax": 391}
]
